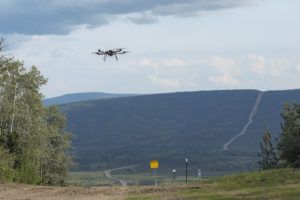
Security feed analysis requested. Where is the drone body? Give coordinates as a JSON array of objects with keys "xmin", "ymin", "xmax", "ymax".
[{"xmin": 93, "ymin": 48, "xmax": 129, "ymax": 61}]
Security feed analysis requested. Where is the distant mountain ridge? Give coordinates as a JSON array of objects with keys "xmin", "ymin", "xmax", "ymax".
[
  {"xmin": 43, "ymin": 92, "xmax": 137, "ymax": 106},
  {"xmin": 59, "ymin": 89, "xmax": 300, "ymax": 174}
]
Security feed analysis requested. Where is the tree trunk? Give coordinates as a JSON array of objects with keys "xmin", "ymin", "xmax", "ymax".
[{"xmin": 10, "ymin": 81, "xmax": 17, "ymax": 134}]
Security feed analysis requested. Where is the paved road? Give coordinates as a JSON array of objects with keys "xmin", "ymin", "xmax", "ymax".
[
  {"xmin": 223, "ymin": 92, "xmax": 264, "ymax": 151},
  {"xmin": 104, "ymin": 165, "xmax": 137, "ymax": 187}
]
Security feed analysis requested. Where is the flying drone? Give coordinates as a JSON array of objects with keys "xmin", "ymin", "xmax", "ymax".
[{"xmin": 93, "ymin": 48, "xmax": 130, "ymax": 61}]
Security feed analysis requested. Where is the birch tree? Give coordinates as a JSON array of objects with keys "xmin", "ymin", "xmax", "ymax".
[{"xmin": 0, "ymin": 40, "xmax": 72, "ymax": 185}]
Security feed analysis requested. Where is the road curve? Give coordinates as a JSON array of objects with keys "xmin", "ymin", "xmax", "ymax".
[
  {"xmin": 223, "ymin": 92, "xmax": 264, "ymax": 151},
  {"xmin": 104, "ymin": 165, "xmax": 137, "ymax": 187}
]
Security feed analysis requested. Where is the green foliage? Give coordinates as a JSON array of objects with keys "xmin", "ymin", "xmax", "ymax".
[
  {"xmin": 14, "ymin": 157, "xmax": 41, "ymax": 184},
  {"xmin": 41, "ymin": 106, "xmax": 73, "ymax": 185},
  {"xmin": 0, "ymin": 146, "xmax": 14, "ymax": 182},
  {"xmin": 258, "ymin": 127, "xmax": 278, "ymax": 169},
  {"xmin": 0, "ymin": 44, "xmax": 72, "ymax": 185},
  {"xmin": 278, "ymin": 103, "xmax": 300, "ymax": 168}
]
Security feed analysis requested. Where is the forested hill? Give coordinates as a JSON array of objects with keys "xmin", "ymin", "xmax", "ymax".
[
  {"xmin": 44, "ymin": 92, "xmax": 136, "ymax": 106},
  {"xmin": 61, "ymin": 89, "xmax": 300, "ymax": 173}
]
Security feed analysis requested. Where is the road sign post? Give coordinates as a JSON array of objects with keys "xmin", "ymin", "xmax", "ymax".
[
  {"xmin": 150, "ymin": 160, "xmax": 159, "ymax": 186},
  {"xmin": 185, "ymin": 157, "xmax": 188, "ymax": 183},
  {"xmin": 154, "ymin": 168, "xmax": 157, "ymax": 186},
  {"xmin": 198, "ymin": 168, "xmax": 202, "ymax": 181},
  {"xmin": 172, "ymin": 169, "xmax": 176, "ymax": 184}
]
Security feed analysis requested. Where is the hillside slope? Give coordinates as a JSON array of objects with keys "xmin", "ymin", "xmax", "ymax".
[
  {"xmin": 61, "ymin": 89, "xmax": 300, "ymax": 173},
  {"xmin": 44, "ymin": 92, "xmax": 136, "ymax": 106}
]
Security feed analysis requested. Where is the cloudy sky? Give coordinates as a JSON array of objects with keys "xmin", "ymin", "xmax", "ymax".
[{"xmin": 1, "ymin": 0, "xmax": 300, "ymax": 98}]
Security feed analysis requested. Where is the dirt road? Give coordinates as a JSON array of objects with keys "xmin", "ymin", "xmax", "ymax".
[
  {"xmin": 104, "ymin": 165, "xmax": 137, "ymax": 187},
  {"xmin": 0, "ymin": 183, "xmax": 127, "ymax": 200}
]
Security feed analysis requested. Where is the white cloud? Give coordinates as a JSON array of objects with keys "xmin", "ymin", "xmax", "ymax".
[
  {"xmin": 269, "ymin": 59, "xmax": 288, "ymax": 78},
  {"xmin": 139, "ymin": 58, "xmax": 186, "ymax": 68},
  {"xmin": 139, "ymin": 59, "xmax": 159, "ymax": 68},
  {"xmin": 161, "ymin": 58, "xmax": 186, "ymax": 67},
  {"xmin": 202, "ymin": 56, "xmax": 240, "ymax": 76},
  {"xmin": 204, "ymin": 56, "xmax": 236, "ymax": 68},
  {"xmin": 148, "ymin": 75, "xmax": 181, "ymax": 88},
  {"xmin": 296, "ymin": 64, "xmax": 300, "ymax": 73},
  {"xmin": 4, "ymin": 17, "xmax": 300, "ymax": 98},
  {"xmin": 209, "ymin": 74, "xmax": 240, "ymax": 86},
  {"xmin": 203, "ymin": 56, "xmax": 240, "ymax": 87},
  {"xmin": 248, "ymin": 54, "xmax": 265, "ymax": 75}
]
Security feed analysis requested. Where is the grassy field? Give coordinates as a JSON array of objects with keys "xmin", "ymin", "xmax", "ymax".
[
  {"xmin": 66, "ymin": 170, "xmax": 172, "ymax": 186},
  {"xmin": 2, "ymin": 168, "xmax": 300, "ymax": 200},
  {"xmin": 65, "ymin": 171, "xmax": 113, "ymax": 186},
  {"xmin": 126, "ymin": 168, "xmax": 300, "ymax": 200},
  {"xmin": 65, "ymin": 168, "xmax": 300, "ymax": 199},
  {"xmin": 66, "ymin": 170, "xmax": 201, "ymax": 186}
]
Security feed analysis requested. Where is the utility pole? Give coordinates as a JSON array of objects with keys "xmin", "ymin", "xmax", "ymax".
[
  {"xmin": 185, "ymin": 157, "xmax": 188, "ymax": 183},
  {"xmin": 198, "ymin": 168, "xmax": 202, "ymax": 181},
  {"xmin": 172, "ymin": 169, "xmax": 176, "ymax": 184}
]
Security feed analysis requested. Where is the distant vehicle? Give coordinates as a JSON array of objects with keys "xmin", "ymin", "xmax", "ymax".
[{"xmin": 93, "ymin": 48, "xmax": 130, "ymax": 62}]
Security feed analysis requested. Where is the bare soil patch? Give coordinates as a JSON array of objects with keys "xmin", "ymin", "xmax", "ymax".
[{"xmin": 0, "ymin": 183, "xmax": 127, "ymax": 200}]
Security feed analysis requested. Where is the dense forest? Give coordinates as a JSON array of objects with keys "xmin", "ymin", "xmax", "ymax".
[{"xmin": 0, "ymin": 40, "xmax": 72, "ymax": 185}]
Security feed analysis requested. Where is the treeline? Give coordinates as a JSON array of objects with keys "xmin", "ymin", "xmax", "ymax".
[
  {"xmin": 0, "ymin": 40, "xmax": 72, "ymax": 185},
  {"xmin": 259, "ymin": 103, "xmax": 300, "ymax": 169}
]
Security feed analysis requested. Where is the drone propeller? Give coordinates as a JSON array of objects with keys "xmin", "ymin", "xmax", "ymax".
[
  {"xmin": 118, "ymin": 50, "xmax": 130, "ymax": 54},
  {"xmin": 111, "ymin": 48, "xmax": 123, "ymax": 52},
  {"xmin": 98, "ymin": 49, "xmax": 106, "ymax": 53}
]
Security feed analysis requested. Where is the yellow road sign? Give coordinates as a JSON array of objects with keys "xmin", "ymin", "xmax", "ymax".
[{"xmin": 150, "ymin": 160, "xmax": 159, "ymax": 169}]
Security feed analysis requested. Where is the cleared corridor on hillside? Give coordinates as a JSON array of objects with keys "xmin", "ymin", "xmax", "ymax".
[{"xmin": 223, "ymin": 92, "xmax": 264, "ymax": 151}]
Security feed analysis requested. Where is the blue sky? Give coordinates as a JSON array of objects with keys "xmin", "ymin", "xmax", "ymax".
[{"xmin": 1, "ymin": 0, "xmax": 300, "ymax": 97}]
